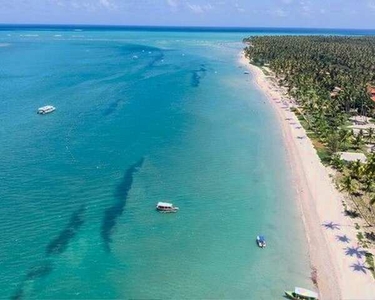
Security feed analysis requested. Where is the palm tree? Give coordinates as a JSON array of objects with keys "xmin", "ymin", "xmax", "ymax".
[
  {"xmin": 369, "ymin": 195, "xmax": 375, "ymax": 221},
  {"xmin": 337, "ymin": 128, "xmax": 351, "ymax": 150},
  {"xmin": 365, "ymin": 154, "xmax": 375, "ymax": 178},
  {"xmin": 349, "ymin": 160, "xmax": 364, "ymax": 180},
  {"xmin": 367, "ymin": 128, "xmax": 374, "ymax": 144},
  {"xmin": 341, "ymin": 175, "xmax": 372, "ymax": 226},
  {"xmin": 363, "ymin": 176, "xmax": 374, "ymax": 193},
  {"xmin": 341, "ymin": 175, "xmax": 357, "ymax": 196},
  {"xmin": 353, "ymin": 134, "xmax": 364, "ymax": 150},
  {"xmin": 327, "ymin": 133, "xmax": 341, "ymax": 154},
  {"xmin": 330, "ymin": 154, "xmax": 344, "ymax": 171}
]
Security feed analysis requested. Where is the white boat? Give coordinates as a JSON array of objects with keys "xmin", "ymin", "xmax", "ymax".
[
  {"xmin": 37, "ymin": 105, "xmax": 56, "ymax": 115},
  {"xmin": 285, "ymin": 287, "xmax": 319, "ymax": 300},
  {"xmin": 244, "ymin": 71, "xmax": 250, "ymax": 74},
  {"xmin": 156, "ymin": 202, "xmax": 179, "ymax": 213}
]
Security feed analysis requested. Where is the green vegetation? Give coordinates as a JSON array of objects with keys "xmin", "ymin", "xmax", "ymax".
[
  {"xmin": 366, "ymin": 252, "xmax": 375, "ymax": 278},
  {"xmin": 244, "ymin": 36, "xmax": 375, "ymax": 228},
  {"xmin": 244, "ymin": 36, "xmax": 375, "ymax": 115}
]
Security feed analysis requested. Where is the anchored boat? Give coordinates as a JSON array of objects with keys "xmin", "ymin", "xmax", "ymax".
[
  {"xmin": 256, "ymin": 235, "xmax": 266, "ymax": 248},
  {"xmin": 285, "ymin": 287, "xmax": 319, "ymax": 300},
  {"xmin": 37, "ymin": 105, "xmax": 56, "ymax": 115},
  {"xmin": 156, "ymin": 202, "xmax": 179, "ymax": 213}
]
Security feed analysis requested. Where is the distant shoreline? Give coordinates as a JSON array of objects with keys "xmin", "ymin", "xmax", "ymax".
[
  {"xmin": 1, "ymin": 24, "xmax": 375, "ymax": 35},
  {"xmin": 239, "ymin": 52, "xmax": 375, "ymax": 300}
]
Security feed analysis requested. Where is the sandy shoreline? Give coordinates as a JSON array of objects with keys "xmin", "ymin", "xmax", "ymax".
[{"xmin": 239, "ymin": 53, "xmax": 375, "ymax": 300}]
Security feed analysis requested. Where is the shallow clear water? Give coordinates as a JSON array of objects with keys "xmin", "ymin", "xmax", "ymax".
[{"xmin": 0, "ymin": 28, "xmax": 313, "ymax": 299}]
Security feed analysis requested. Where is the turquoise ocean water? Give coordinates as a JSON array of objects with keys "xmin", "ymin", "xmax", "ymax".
[{"xmin": 0, "ymin": 26, "xmax": 357, "ymax": 299}]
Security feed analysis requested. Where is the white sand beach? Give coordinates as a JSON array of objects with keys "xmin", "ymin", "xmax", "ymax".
[{"xmin": 239, "ymin": 53, "xmax": 375, "ymax": 300}]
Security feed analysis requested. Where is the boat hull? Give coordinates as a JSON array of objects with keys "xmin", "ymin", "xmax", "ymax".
[
  {"xmin": 156, "ymin": 208, "xmax": 179, "ymax": 213},
  {"xmin": 285, "ymin": 290, "xmax": 318, "ymax": 300},
  {"xmin": 37, "ymin": 108, "xmax": 55, "ymax": 115},
  {"xmin": 156, "ymin": 202, "xmax": 179, "ymax": 213},
  {"xmin": 285, "ymin": 291, "xmax": 296, "ymax": 299}
]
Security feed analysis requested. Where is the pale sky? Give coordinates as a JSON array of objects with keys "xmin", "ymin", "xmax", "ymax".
[{"xmin": 0, "ymin": 0, "xmax": 375, "ymax": 29}]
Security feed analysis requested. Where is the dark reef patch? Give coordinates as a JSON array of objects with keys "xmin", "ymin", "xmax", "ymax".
[
  {"xmin": 46, "ymin": 205, "xmax": 85, "ymax": 256},
  {"xmin": 10, "ymin": 287, "xmax": 24, "ymax": 300},
  {"xmin": 191, "ymin": 64, "xmax": 207, "ymax": 87},
  {"xmin": 101, "ymin": 157, "xmax": 144, "ymax": 252},
  {"xmin": 26, "ymin": 262, "xmax": 53, "ymax": 280},
  {"xmin": 11, "ymin": 261, "xmax": 53, "ymax": 300},
  {"xmin": 102, "ymin": 98, "xmax": 123, "ymax": 116}
]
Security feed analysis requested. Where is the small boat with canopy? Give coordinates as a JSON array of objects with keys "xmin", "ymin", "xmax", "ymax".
[
  {"xmin": 37, "ymin": 105, "xmax": 56, "ymax": 115},
  {"xmin": 156, "ymin": 202, "xmax": 179, "ymax": 213},
  {"xmin": 256, "ymin": 235, "xmax": 266, "ymax": 248},
  {"xmin": 285, "ymin": 287, "xmax": 319, "ymax": 300}
]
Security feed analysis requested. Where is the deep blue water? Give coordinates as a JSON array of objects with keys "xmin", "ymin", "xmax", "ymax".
[{"xmin": 0, "ymin": 26, "xmax": 324, "ymax": 299}]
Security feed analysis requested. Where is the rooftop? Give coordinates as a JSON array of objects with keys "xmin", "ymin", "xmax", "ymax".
[
  {"xmin": 157, "ymin": 202, "xmax": 173, "ymax": 207},
  {"xmin": 338, "ymin": 152, "xmax": 367, "ymax": 163},
  {"xmin": 38, "ymin": 105, "xmax": 55, "ymax": 110}
]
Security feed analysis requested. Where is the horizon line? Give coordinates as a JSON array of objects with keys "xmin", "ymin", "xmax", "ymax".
[{"xmin": 0, "ymin": 23, "xmax": 375, "ymax": 32}]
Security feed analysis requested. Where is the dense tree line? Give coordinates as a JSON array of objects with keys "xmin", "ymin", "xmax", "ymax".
[{"xmin": 244, "ymin": 36, "xmax": 375, "ymax": 117}]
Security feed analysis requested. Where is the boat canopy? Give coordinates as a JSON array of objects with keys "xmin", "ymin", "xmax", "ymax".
[
  {"xmin": 295, "ymin": 287, "xmax": 318, "ymax": 299},
  {"xmin": 38, "ymin": 105, "xmax": 54, "ymax": 111},
  {"xmin": 258, "ymin": 235, "xmax": 266, "ymax": 242},
  {"xmin": 157, "ymin": 202, "xmax": 173, "ymax": 207}
]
